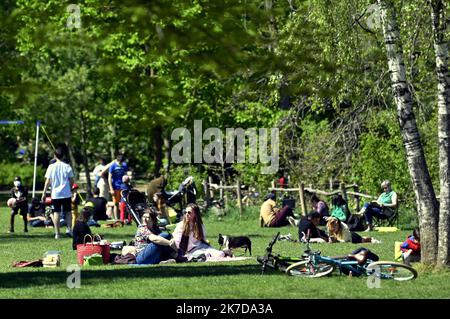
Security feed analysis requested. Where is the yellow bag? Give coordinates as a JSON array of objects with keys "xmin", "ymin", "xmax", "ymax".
[
  {"xmin": 167, "ymin": 207, "xmax": 177, "ymax": 224},
  {"xmin": 394, "ymin": 241, "xmax": 403, "ymax": 261},
  {"xmin": 374, "ymin": 226, "xmax": 399, "ymax": 232}
]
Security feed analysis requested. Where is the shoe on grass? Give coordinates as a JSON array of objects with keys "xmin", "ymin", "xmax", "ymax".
[
  {"xmin": 287, "ymin": 216, "xmax": 298, "ymax": 227},
  {"xmin": 160, "ymin": 259, "xmax": 176, "ymax": 264}
]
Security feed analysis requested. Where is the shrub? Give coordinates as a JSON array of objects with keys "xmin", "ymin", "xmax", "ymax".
[{"xmin": 0, "ymin": 162, "xmax": 45, "ymax": 191}]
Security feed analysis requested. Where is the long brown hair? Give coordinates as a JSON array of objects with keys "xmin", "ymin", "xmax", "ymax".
[
  {"xmin": 182, "ymin": 203, "xmax": 204, "ymax": 241},
  {"xmin": 326, "ymin": 217, "xmax": 343, "ymax": 241}
]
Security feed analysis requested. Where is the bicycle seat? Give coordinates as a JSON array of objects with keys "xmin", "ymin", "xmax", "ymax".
[{"xmin": 347, "ymin": 250, "xmax": 368, "ymax": 265}]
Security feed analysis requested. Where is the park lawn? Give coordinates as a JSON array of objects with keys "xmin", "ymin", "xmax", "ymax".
[{"xmin": 0, "ymin": 206, "xmax": 449, "ymax": 299}]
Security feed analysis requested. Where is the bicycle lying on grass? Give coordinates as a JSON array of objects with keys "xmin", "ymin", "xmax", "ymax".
[{"xmin": 257, "ymin": 232, "xmax": 417, "ymax": 281}]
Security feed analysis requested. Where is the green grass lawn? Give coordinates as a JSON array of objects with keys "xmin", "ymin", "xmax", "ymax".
[{"xmin": 0, "ymin": 206, "xmax": 449, "ymax": 299}]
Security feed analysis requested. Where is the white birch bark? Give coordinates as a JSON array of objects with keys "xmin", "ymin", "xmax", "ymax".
[
  {"xmin": 431, "ymin": 0, "xmax": 450, "ymax": 267},
  {"xmin": 378, "ymin": 0, "xmax": 439, "ymax": 264}
]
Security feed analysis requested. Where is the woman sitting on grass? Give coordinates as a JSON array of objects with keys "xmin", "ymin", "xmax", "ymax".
[
  {"xmin": 326, "ymin": 217, "xmax": 380, "ymax": 244},
  {"xmin": 173, "ymin": 203, "xmax": 227, "ymax": 261},
  {"xmin": 133, "ymin": 208, "xmax": 178, "ymax": 265}
]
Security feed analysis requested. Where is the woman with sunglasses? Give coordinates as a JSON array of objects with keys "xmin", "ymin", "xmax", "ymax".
[
  {"xmin": 172, "ymin": 203, "xmax": 225, "ymax": 261},
  {"xmin": 356, "ymin": 180, "xmax": 398, "ymax": 231},
  {"xmin": 133, "ymin": 208, "xmax": 178, "ymax": 264}
]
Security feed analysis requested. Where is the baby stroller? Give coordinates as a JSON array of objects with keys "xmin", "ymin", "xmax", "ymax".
[
  {"xmin": 121, "ymin": 189, "xmax": 150, "ymax": 227},
  {"xmin": 161, "ymin": 176, "xmax": 197, "ymax": 220}
]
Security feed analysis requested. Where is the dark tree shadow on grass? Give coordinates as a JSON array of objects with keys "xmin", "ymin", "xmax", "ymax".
[{"xmin": 0, "ymin": 263, "xmax": 272, "ymax": 289}]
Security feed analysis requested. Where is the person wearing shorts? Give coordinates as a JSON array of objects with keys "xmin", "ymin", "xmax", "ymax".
[
  {"xmin": 108, "ymin": 153, "xmax": 128, "ymax": 221},
  {"xmin": 42, "ymin": 145, "xmax": 74, "ymax": 239}
]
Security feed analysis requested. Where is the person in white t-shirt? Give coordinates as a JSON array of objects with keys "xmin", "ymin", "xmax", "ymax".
[{"xmin": 41, "ymin": 145, "xmax": 74, "ymax": 239}]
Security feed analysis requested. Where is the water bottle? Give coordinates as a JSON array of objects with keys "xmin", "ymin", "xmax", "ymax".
[{"xmin": 349, "ymin": 271, "xmax": 353, "ymax": 279}]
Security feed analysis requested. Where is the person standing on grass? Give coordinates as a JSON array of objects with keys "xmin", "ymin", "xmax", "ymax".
[
  {"xmin": 107, "ymin": 153, "xmax": 128, "ymax": 221},
  {"xmin": 41, "ymin": 145, "xmax": 74, "ymax": 239},
  {"xmin": 8, "ymin": 176, "xmax": 29, "ymax": 233}
]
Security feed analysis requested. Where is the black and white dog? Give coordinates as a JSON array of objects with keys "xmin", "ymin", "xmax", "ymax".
[{"xmin": 218, "ymin": 234, "xmax": 252, "ymax": 256}]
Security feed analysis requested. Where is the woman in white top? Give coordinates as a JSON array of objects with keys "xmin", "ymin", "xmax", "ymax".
[
  {"xmin": 326, "ymin": 217, "xmax": 379, "ymax": 244},
  {"xmin": 172, "ymin": 203, "xmax": 225, "ymax": 261}
]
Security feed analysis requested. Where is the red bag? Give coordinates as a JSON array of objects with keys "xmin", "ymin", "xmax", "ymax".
[
  {"xmin": 76, "ymin": 234, "xmax": 103, "ymax": 266},
  {"xmin": 91, "ymin": 234, "xmax": 111, "ymax": 265}
]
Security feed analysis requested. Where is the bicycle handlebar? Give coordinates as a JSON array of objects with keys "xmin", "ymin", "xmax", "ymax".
[{"xmin": 266, "ymin": 232, "xmax": 280, "ymax": 254}]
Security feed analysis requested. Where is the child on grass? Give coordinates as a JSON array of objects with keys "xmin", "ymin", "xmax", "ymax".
[{"xmin": 401, "ymin": 227, "xmax": 421, "ymax": 266}]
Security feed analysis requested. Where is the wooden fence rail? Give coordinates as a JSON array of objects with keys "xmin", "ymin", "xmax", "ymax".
[{"xmin": 269, "ymin": 182, "xmax": 375, "ymax": 216}]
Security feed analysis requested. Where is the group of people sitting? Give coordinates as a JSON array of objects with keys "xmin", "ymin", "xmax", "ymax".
[
  {"xmin": 72, "ymin": 202, "xmax": 230, "ymax": 265},
  {"xmin": 259, "ymin": 180, "xmax": 399, "ymax": 241}
]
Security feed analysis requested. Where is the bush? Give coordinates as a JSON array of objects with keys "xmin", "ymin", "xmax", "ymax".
[{"xmin": 0, "ymin": 162, "xmax": 45, "ymax": 190}]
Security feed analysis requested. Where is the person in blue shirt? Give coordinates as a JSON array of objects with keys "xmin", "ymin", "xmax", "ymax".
[{"xmin": 108, "ymin": 153, "xmax": 128, "ymax": 221}]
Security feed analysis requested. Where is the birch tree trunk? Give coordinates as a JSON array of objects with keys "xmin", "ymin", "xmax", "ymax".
[
  {"xmin": 378, "ymin": 0, "xmax": 439, "ymax": 264},
  {"xmin": 431, "ymin": 0, "xmax": 450, "ymax": 266}
]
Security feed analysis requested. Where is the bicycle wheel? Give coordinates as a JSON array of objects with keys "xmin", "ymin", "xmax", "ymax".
[
  {"xmin": 366, "ymin": 261, "xmax": 417, "ymax": 281},
  {"xmin": 286, "ymin": 260, "xmax": 335, "ymax": 278}
]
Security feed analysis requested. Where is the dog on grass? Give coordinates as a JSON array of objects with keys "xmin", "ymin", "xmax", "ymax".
[{"xmin": 218, "ymin": 234, "xmax": 252, "ymax": 256}]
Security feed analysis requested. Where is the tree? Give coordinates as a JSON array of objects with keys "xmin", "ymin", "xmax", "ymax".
[
  {"xmin": 377, "ymin": 0, "xmax": 439, "ymax": 264},
  {"xmin": 430, "ymin": 0, "xmax": 450, "ymax": 266}
]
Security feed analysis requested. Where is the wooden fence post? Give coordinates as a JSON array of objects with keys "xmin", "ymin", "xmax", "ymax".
[
  {"xmin": 204, "ymin": 179, "xmax": 210, "ymax": 204},
  {"xmin": 340, "ymin": 182, "xmax": 348, "ymax": 203},
  {"xmin": 299, "ymin": 182, "xmax": 307, "ymax": 216},
  {"xmin": 236, "ymin": 179, "xmax": 243, "ymax": 219},
  {"xmin": 208, "ymin": 176, "xmax": 214, "ymax": 200}
]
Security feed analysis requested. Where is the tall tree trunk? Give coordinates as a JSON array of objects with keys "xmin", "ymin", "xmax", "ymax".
[
  {"xmin": 153, "ymin": 125, "xmax": 163, "ymax": 176},
  {"xmin": 80, "ymin": 108, "xmax": 92, "ymax": 197},
  {"xmin": 378, "ymin": 0, "xmax": 439, "ymax": 264},
  {"xmin": 431, "ymin": 0, "xmax": 450, "ymax": 266}
]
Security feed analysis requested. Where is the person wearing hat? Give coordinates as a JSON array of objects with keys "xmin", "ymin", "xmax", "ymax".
[
  {"xmin": 71, "ymin": 183, "xmax": 82, "ymax": 231},
  {"xmin": 8, "ymin": 176, "xmax": 29, "ymax": 233}
]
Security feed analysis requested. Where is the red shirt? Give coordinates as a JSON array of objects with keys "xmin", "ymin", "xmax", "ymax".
[{"xmin": 400, "ymin": 236, "xmax": 420, "ymax": 254}]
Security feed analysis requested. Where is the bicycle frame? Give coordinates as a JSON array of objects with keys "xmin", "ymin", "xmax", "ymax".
[{"xmin": 308, "ymin": 254, "xmax": 370, "ymax": 277}]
